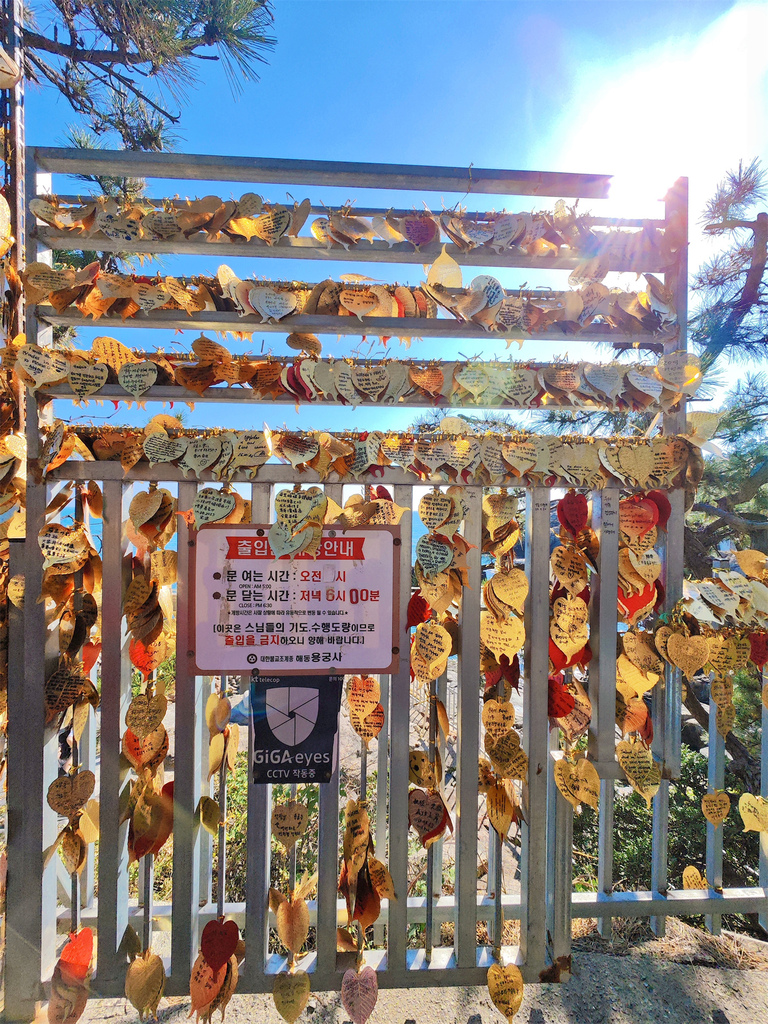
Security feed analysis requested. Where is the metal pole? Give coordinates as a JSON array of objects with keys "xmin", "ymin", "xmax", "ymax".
[
  {"xmin": 70, "ymin": 734, "xmax": 79, "ymax": 936},
  {"xmin": 425, "ymin": 677, "xmax": 436, "ymax": 962},
  {"xmin": 493, "ymin": 670, "xmax": 505, "ymax": 955},
  {"xmin": 217, "ymin": 743, "xmax": 228, "ymax": 918},
  {"xmin": 288, "ymin": 782, "xmax": 297, "ymax": 897},
  {"xmin": 705, "ymin": 677, "xmax": 725, "ymax": 935},
  {"xmin": 142, "ymin": 854, "xmax": 153, "ymax": 951}
]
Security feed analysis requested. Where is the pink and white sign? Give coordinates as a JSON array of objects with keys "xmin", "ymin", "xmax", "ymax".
[{"xmin": 190, "ymin": 524, "xmax": 400, "ymax": 675}]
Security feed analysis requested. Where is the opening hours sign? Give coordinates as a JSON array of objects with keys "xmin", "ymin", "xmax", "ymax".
[{"xmin": 190, "ymin": 524, "xmax": 400, "ymax": 675}]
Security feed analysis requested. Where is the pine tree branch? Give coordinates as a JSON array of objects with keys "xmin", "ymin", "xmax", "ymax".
[
  {"xmin": 705, "ymin": 218, "xmax": 756, "ymax": 232},
  {"xmin": 89, "ymin": 62, "xmax": 180, "ymax": 123},
  {"xmin": 691, "ymin": 503, "xmax": 768, "ymax": 529},
  {"xmin": 733, "ymin": 212, "xmax": 768, "ymax": 318},
  {"xmin": 22, "ymin": 29, "xmax": 153, "ymax": 66}
]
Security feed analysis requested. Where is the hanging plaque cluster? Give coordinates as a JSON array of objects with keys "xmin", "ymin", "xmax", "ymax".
[
  {"xmin": 40, "ymin": 419, "xmax": 701, "ymax": 492},
  {"xmin": 17, "ymin": 339, "xmax": 705, "ymax": 412},
  {"xmin": 30, "ymin": 192, "xmax": 674, "ymax": 275}
]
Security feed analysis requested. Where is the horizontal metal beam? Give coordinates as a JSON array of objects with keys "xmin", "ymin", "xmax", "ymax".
[
  {"xmin": 33, "ymin": 228, "xmax": 669, "ymax": 273},
  {"xmin": 32, "ymin": 148, "xmax": 612, "ymax": 199},
  {"xmin": 46, "ymin": 200, "xmax": 666, "ymax": 230},
  {"xmin": 45, "ymin": 459, "xmax": 659, "ymax": 494},
  {"xmin": 40, "ymin": 382, "xmax": 616, "ymax": 413},
  {"xmin": 36, "ymin": 307, "xmax": 672, "ymax": 347},
  {"xmin": 573, "ymin": 886, "xmax": 768, "ymax": 918},
  {"xmin": 63, "ymin": 886, "xmax": 768, "ymax": 932},
  {"xmin": 91, "ymin": 946, "xmax": 539, "ymax": 996}
]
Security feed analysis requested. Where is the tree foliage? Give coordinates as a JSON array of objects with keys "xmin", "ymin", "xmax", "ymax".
[
  {"xmin": 692, "ymin": 159, "xmax": 768, "ymax": 369},
  {"xmin": 21, "ymin": 0, "xmax": 276, "ymax": 148}
]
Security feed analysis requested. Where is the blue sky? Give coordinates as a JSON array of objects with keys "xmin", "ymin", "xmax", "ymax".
[{"xmin": 23, "ymin": 0, "xmax": 768, "ymax": 435}]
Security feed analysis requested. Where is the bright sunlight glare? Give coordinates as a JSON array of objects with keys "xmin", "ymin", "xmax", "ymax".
[{"xmin": 542, "ymin": 1, "xmax": 768, "ymax": 231}]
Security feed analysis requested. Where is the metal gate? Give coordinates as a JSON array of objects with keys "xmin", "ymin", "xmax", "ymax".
[{"xmin": 4, "ymin": 149, "xmax": 767, "ymax": 1022}]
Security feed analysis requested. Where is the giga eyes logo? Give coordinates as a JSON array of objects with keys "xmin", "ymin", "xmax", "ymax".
[{"xmin": 264, "ymin": 687, "xmax": 319, "ymax": 747}]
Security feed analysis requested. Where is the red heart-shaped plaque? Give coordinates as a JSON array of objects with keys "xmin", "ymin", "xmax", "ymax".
[
  {"xmin": 548, "ymin": 676, "xmax": 575, "ymax": 717},
  {"xmin": 483, "ymin": 659, "xmax": 501, "ymax": 692},
  {"xmin": 500, "ymin": 653, "xmax": 520, "ymax": 691},
  {"xmin": 58, "ymin": 927, "xmax": 93, "ymax": 985},
  {"xmin": 407, "ymin": 592, "xmax": 432, "ymax": 629},
  {"xmin": 82, "ymin": 640, "xmax": 102, "ymax": 675},
  {"xmin": 549, "ymin": 639, "xmax": 568, "ymax": 673},
  {"xmin": 750, "ymin": 631, "xmax": 768, "ymax": 669},
  {"xmin": 201, "ymin": 918, "xmax": 240, "ymax": 973},
  {"xmin": 645, "ymin": 489, "xmax": 672, "ymax": 531},
  {"xmin": 618, "ymin": 582, "xmax": 657, "ymax": 622},
  {"xmin": 620, "ymin": 497, "xmax": 659, "ymax": 538},
  {"xmin": 557, "ymin": 491, "xmax": 589, "ymax": 537}
]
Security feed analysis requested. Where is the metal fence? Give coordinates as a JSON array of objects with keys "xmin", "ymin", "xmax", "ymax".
[{"xmin": 4, "ymin": 148, "xmax": 767, "ymax": 1022}]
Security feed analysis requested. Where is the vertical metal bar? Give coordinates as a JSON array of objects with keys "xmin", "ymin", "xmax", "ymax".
[
  {"xmin": 199, "ymin": 678, "xmax": 214, "ymax": 908},
  {"xmin": 425, "ymin": 678, "xmax": 436, "ymax": 962},
  {"xmin": 429, "ymin": 670, "xmax": 446, "ymax": 952},
  {"xmin": 288, "ymin": 781, "xmax": 298, "ymax": 896},
  {"xmin": 486, "ymin": 813, "xmax": 497, "ymax": 901},
  {"xmin": 217, "ymin": 757, "xmax": 228, "ymax": 917},
  {"xmin": 359, "ymin": 747, "xmax": 368, "ymax": 807},
  {"xmin": 596, "ymin": 780, "xmax": 615, "ymax": 939},
  {"xmin": 372, "ymin": 673, "xmax": 389, "ymax": 947},
  {"xmin": 5, "ymin": 0, "xmax": 25, "ymax": 339},
  {"xmin": 650, "ymin": 496, "xmax": 684, "ymax": 940},
  {"xmin": 650, "ymin": 781, "xmax": 669, "ymax": 938},
  {"xmin": 385, "ymin": 484, "xmax": 413, "ymax": 972},
  {"xmin": 760, "ymin": 666, "xmax": 768, "ymax": 935},
  {"xmin": 588, "ymin": 488, "xmax": 620, "ymax": 765},
  {"xmin": 357, "ymin": 747, "xmax": 368, "ymax": 954},
  {"xmin": 24, "ymin": 164, "xmax": 52, "ymax": 349},
  {"xmin": 315, "ymin": 731, "xmax": 339, "ymax": 977},
  {"xmin": 589, "ymin": 487, "xmax": 619, "ymax": 940},
  {"xmin": 660, "ymin": 176, "xmax": 688, "ymax": 781},
  {"xmin": 551, "ymin": 760, "xmax": 573, "ymax": 960},
  {"xmin": 650, "ymin": 492, "xmax": 684, "ymax": 942},
  {"xmin": 70, "ymin": 730, "xmax": 80, "ymax": 936},
  {"xmin": 6, "ymin": 522, "xmax": 56, "ymax": 1017},
  {"xmin": 705, "ymin": 688, "xmax": 725, "ymax": 935},
  {"xmin": 315, "ymin": 482, "xmax": 343, "ymax": 976},
  {"xmin": 4, "ymin": 157, "xmax": 58, "ymax": 1018},
  {"xmin": 454, "ymin": 485, "xmax": 482, "ymax": 969},
  {"xmin": 660, "ymin": 489, "xmax": 685, "ymax": 778},
  {"xmin": 521, "ymin": 488, "xmax": 551, "ymax": 972},
  {"xmin": 78, "ymin": 694, "xmax": 97, "ymax": 908},
  {"xmin": 650, "ymin": 486, "xmax": 686, "ymax": 941},
  {"xmin": 76, "ymin": 480, "xmax": 96, "ymax": 910},
  {"xmin": 649, "ymin": 184, "xmax": 689, "ymax": 952},
  {"xmin": 170, "ymin": 480, "xmax": 203, "ymax": 984},
  {"xmin": 545, "ymin": 735, "xmax": 557, "ymax": 949},
  {"xmin": 493, "ymin": 831, "xmax": 503, "ymax": 953},
  {"xmin": 93, "ymin": 478, "xmax": 132, "ymax": 994},
  {"xmin": 492, "ymin": 671, "xmax": 505, "ymax": 953},
  {"xmin": 69, "ymin": 486, "xmax": 84, "ymax": 927},
  {"xmin": 243, "ymin": 484, "xmax": 272, "ymax": 986},
  {"xmin": 142, "ymin": 855, "xmax": 154, "ymax": 950}
]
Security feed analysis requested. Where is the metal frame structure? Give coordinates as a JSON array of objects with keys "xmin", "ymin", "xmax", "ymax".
[{"xmin": 4, "ymin": 149, "xmax": 767, "ymax": 1022}]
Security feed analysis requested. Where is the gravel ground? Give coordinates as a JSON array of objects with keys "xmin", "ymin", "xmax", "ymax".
[{"xmin": 77, "ymin": 949, "xmax": 768, "ymax": 1024}]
